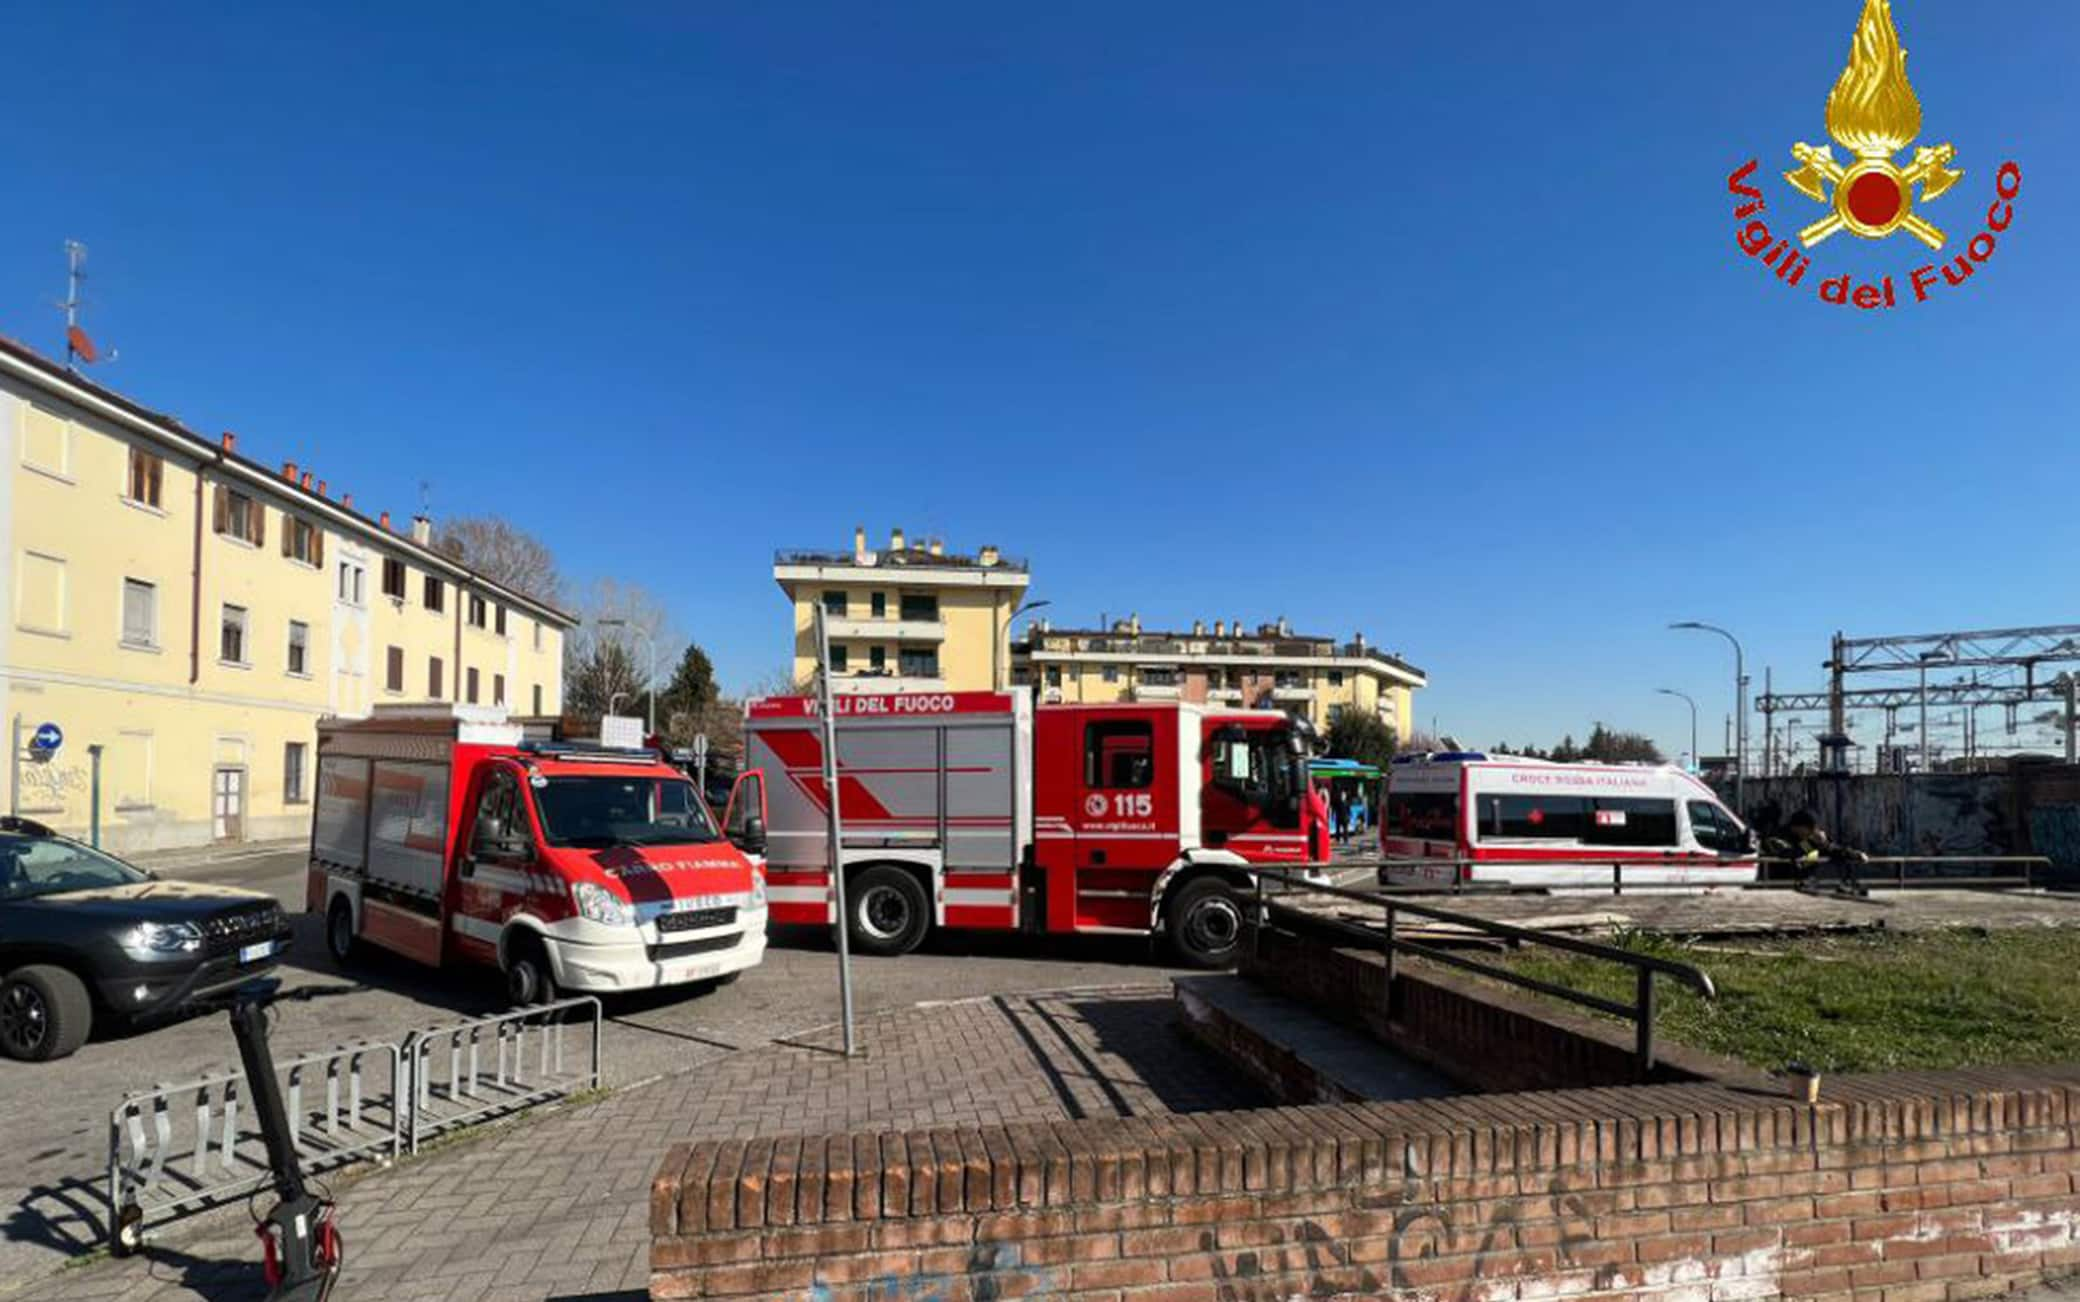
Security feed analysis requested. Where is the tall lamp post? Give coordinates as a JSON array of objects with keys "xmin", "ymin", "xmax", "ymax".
[
  {"xmin": 596, "ymin": 618, "xmax": 657, "ymax": 735},
  {"xmin": 1670, "ymin": 622, "xmax": 1747, "ymax": 811},
  {"xmin": 1656, "ymin": 688, "xmax": 1698, "ymax": 772},
  {"xmin": 999, "ymin": 598, "xmax": 1052, "ymax": 691}
]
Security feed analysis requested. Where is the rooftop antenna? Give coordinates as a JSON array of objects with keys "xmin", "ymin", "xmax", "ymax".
[{"xmin": 58, "ymin": 240, "xmax": 114, "ymax": 369}]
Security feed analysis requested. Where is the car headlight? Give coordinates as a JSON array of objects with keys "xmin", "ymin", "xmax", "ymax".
[
  {"xmin": 122, "ymin": 921, "xmax": 203, "ymax": 958},
  {"xmin": 748, "ymin": 874, "xmax": 767, "ymax": 911},
  {"xmin": 571, "ymin": 882, "xmax": 633, "ymax": 928}
]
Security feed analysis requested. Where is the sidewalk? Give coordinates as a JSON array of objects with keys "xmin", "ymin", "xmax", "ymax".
[
  {"xmin": 35, "ymin": 985, "xmax": 1264, "ymax": 1301},
  {"xmin": 124, "ymin": 838, "xmax": 306, "ymax": 875}
]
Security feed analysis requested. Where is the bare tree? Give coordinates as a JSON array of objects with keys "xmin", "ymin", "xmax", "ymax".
[
  {"xmin": 561, "ymin": 578, "xmax": 680, "ymax": 725},
  {"xmin": 435, "ymin": 516, "xmax": 567, "ymax": 606}
]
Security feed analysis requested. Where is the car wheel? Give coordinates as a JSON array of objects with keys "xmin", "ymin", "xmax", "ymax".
[
  {"xmin": 0, "ymin": 965, "xmax": 93, "ymax": 1062},
  {"xmin": 504, "ymin": 936, "xmax": 558, "ymax": 1007},
  {"xmin": 846, "ymin": 866, "xmax": 929, "ymax": 957},
  {"xmin": 325, "ymin": 898, "xmax": 360, "ymax": 966},
  {"xmin": 1166, "ymin": 878, "xmax": 1245, "ymax": 970}
]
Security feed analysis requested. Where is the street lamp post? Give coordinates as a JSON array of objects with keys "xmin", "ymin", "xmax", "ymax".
[
  {"xmin": 999, "ymin": 598, "xmax": 1052, "ymax": 692},
  {"xmin": 1670, "ymin": 622, "xmax": 1746, "ymax": 812},
  {"xmin": 1656, "ymin": 688, "xmax": 1697, "ymax": 772},
  {"xmin": 596, "ymin": 618, "xmax": 658, "ymax": 735}
]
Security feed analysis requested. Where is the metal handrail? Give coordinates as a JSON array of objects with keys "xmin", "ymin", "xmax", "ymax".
[
  {"xmin": 1250, "ymin": 867, "xmax": 1717, "ymax": 1077},
  {"xmin": 1350, "ymin": 854, "xmax": 2054, "ymax": 894}
]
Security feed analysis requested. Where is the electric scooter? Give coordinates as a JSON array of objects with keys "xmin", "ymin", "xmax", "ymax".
[{"xmin": 187, "ymin": 978, "xmax": 357, "ymax": 1301}]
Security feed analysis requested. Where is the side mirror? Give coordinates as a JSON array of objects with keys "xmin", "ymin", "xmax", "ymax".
[{"xmin": 732, "ymin": 816, "xmax": 768, "ymax": 856}]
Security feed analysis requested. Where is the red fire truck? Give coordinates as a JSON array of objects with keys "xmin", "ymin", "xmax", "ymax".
[
  {"xmin": 726, "ymin": 689, "xmax": 1327, "ymax": 967},
  {"xmin": 309, "ymin": 705, "xmax": 767, "ymax": 1005}
]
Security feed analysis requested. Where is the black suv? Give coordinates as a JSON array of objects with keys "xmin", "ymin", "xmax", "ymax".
[{"xmin": 0, "ymin": 818, "xmax": 294, "ymax": 1061}]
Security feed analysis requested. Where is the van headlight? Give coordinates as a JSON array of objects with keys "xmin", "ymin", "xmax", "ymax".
[
  {"xmin": 122, "ymin": 921, "xmax": 203, "ymax": 958},
  {"xmin": 571, "ymin": 882, "xmax": 633, "ymax": 928},
  {"xmin": 748, "ymin": 874, "xmax": 767, "ymax": 911}
]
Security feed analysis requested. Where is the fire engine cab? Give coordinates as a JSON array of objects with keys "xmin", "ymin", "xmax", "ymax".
[
  {"xmin": 730, "ymin": 689, "xmax": 1327, "ymax": 967},
  {"xmin": 308, "ymin": 705, "xmax": 767, "ymax": 1005}
]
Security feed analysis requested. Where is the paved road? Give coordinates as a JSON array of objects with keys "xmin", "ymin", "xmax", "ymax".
[{"xmin": 0, "ymin": 846, "xmax": 1192, "ymax": 1288}]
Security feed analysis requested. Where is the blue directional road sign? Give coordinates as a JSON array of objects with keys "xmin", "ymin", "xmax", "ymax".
[{"xmin": 29, "ymin": 722, "xmax": 62, "ymax": 756}]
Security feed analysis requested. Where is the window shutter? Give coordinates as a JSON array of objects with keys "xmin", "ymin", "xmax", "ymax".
[
  {"xmin": 213, "ymin": 485, "xmax": 228, "ymax": 534},
  {"xmin": 281, "ymin": 517, "xmax": 292, "ymax": 556},
  {"xmin": 314, "ymin": 526, "xmax": 324, "ymax": 568},
  {"xmin": 253, "ymin": 504, "xmax": 266, "ymax": 549}
]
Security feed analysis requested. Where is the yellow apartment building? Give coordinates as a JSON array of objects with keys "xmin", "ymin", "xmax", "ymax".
[
  {"xmin": 1013, "ymin": 616, "xmax": 1426, "ymax": 738},
  {"xmin": 774, "ymin": 527, "xmax": 1031, "ymax": 693},
  {"xmin": 1, "ymin": 336, "xmax": 571, "ymax": 852}
]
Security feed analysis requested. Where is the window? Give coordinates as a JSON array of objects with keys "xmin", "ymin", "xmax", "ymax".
[
  {"xmin": 424, "ymin": 575, "xmax": 445, "ymax": 612},
  {"xmin": 381, "ymin": 557, "xmax": 407, "ymax": 599},
  {"xmin": 20, "ymin": 404, "xmax": 72, "ymax": 478},
  {"xmin": 493, "ymin": 673, "xmax": 506, "ymax": 706},
  {"xmin": 1583, "ymin": 798, "xmax": 1679, "ymax": 848},
  {"xmin": 287, "ymin": 620, "xmax": 310, "ymax": 675},
  {"xmin": 1102, "ymin": 665, "xmax": 1120, "ymax": 684},
  {"xmin": 284, "ymin": 742, "xmax": 308, "ymax": 804},
  {"xmin": 1085, "ymin": 720, "xmax": 1155, "ymax": 788},
  {"xmin": 899, "ymin": 593, "xmax": 938, "ymax": 621},
  {"xmin": 284, "ymin": 516, "xmax": 322, "ymax": 566},
  {"xmin": 1141, "ymin": 666, "xmax": 1180, "ymax": 686},
  {"xmin": 220, "ymin": 604, "xmax": 249, "ymax": 664},
  {"xmin": 532, "ymin": 620, "xmax": 543, "ymax": 652},
  {"xmin": 213, "ymin": 486, "xmax": 264, "ymax": 545},
  {"xmin": 1045, "ymin": 666, "xmax": 1062, "ymax": 687},
  {"xmin": 1327, "ymin": 670, "xmax": 1344, "ymax": 687},
  {"xmin": 1327, "ymin": 704, "xmax": 1346, "ymax": 724},
  {"xmin": 466, "ymin": 666, "xmax": 480, "ymax": 704},
  {"xmin": 469, "ymin": 770, "xmax": 527, "ymax": 859},
  {"xmin": 468, "ymin": 594, "xmax": 487, "ymax": 629},
  {"xmin": 870, "ymin": 592, "xmax": 886, "ymax": 619},
  {"xmin": 823, "ymin": 590, "xmax": 848, "ymax": 617},
  {"xmin": 1274, "ymin": 670, "xmax": 1304, "ymax": 689},
  {"xmin": 494, "ymin": 605, "xmax": 507, "ymax": 636},
  {"xmin": 428, "ymin": 656, "xmax": 444, "ymax": 697},
  {"xmin": 337, "ymin": 560, "xmax": 364, "ymax": 604},
  {"xmin": 1387, "ymin": 790, "xmax": 1461, "ymax": 842},
  {"xmin": 386, "ymin": 646, "xmax": 404, "ymax": 693},
  {"xmin": 532, "ymin": 684, "xmax": 543, "ymax": 715},
  {"xmin": 126, "ymin": 448, "xmax": 164, "ymax": 508},
  {"xmin": 830, "ymin": 645, "xmax": 849, "ymax": 673},
  {"xmin": 121, "ymin": 578, "xmax": 156, "ymax": 648},
  {"xmin": 18, "ymin": 551, "xmax": 66, "ymax": 635},
  {"xmin": 1689, "ymin": 801, "xmax": 1751, "ymax": 853},
  {"xmin": 898, "ymin": 648, "xmax": 938, "ymax": 678},
  {"xmin": 1476, "ymin": 795, "xmax": 1588, "ymax": 841},
  {"xmin": 870, "ymin": 645, "xmax": 886, "ymax": 672}
]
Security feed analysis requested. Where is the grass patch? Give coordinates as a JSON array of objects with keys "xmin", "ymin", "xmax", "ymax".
[{"xmin": 1502, "ymin": 929, "xmax": 2080, "ymax": 1073}]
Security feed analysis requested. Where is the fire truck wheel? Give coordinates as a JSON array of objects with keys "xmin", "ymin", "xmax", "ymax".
[
  {"xmin": 504, "ymin": 936, "xmax": 559, "ymax": 1007},
  {"xmin": 847, "ymin": 866, "xmax": 930, "ymax": 956},
  {"xmin": 1166, "ymin": 878, "xmax": 1244, "ymax": 969},
  {"xmin": 325, "ymin": 898, "xmax": 361, "ymax": 966}
]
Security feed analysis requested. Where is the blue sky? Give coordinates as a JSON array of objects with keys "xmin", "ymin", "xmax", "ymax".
[{"xmin": 4, "ymin": 2, "xmax": 2076, "ymax": 761}]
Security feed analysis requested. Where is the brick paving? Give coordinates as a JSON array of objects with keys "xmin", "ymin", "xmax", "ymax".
[{"xmin": 31, "ymin": 986, "xmax": 1265, "ymax": 1301}]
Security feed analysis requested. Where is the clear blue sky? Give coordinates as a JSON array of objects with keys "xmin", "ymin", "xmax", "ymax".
[{"xmin": 5, "ymin": 2, "xmax": 2076, "ymax": 760}]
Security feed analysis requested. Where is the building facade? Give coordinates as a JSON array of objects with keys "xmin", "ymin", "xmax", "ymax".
[
  {"xmin": 1013, "ymin": 616, "xmax": 1425, "ymax": 738},
  {"xmin": 0, "ymin": 338, "xmax": 571, "ymax": 852},
  {"xmin": 774, "ymin": 527, "xmax": 1030, "ymax": 693}
]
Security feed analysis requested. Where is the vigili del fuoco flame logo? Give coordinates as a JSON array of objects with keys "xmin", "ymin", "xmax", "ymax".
[{"xmin": 1725, "ymin": 0, "xmax": 2021, "ymax": 310}]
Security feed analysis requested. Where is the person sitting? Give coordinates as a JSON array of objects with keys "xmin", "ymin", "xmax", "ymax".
[{"xmin": 1763, "ymin": 809, "xmax": 1869, "ymax": 896}]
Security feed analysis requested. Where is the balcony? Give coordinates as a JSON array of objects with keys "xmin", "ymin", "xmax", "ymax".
[
  {"xmin": 825, "ymin": 616, "xmax": 946, "ymax": 643},
  {"xmin": 1271, "ymin": 686, "xmax": 1317, "ymax": 703},
  {"xmin": 1129, "ymin": 683, "xmax": 1181, "ymax": 701},
  {"xmin": 831, "ymin": 673, "xmax": 949, "ymax": 695},
  {"xmin": 1206, "ymin": 688, "xmax": 1244, "ymax": 704}
]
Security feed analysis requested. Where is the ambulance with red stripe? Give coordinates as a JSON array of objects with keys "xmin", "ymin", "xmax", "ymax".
[
  {"xmin": 308, "ymin": 705, "xmax": 766, "ymax": 1005},
  {"xmin": 729, "ymin": 689, "xmax": 1327, "ymax": 967},
  {"xmin": 1378, "ymin": 751, "xmax": 1758, "ymax": 888}
]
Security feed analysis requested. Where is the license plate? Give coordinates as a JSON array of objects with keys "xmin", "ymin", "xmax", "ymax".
[
  {"xmin": 239, "ymin": 940, "xmax": 275, "ymax": 964},
  {"xmin": 668, "ymin": 961, "xmax": 719, "ymax": 983}
]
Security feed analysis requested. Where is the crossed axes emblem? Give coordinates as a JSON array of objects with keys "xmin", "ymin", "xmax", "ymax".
[{"xmin": 1784, "ymin": 141, "xmax": 1963, "ymax": 250}]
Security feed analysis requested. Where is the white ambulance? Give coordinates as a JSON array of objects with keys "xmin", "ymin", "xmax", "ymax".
[{"xmin": 1378, "ymin": 751, "xmax": 1757, "ymax": 888}]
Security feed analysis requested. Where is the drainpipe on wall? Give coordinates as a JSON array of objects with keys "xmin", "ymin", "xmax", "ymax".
[{"xmin": 189, "ymin": 461, "xmax": 208, "ymax": 684}]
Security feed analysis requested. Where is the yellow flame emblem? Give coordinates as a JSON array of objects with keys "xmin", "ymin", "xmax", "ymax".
[{"xmin": 1783, "ymin": 0, "xmax": 1963, "ymax": 249}]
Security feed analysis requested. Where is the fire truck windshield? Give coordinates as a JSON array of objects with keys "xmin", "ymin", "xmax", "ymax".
[{"xmin": 533, "ymin": 776, "xmax": 719, "ymax": 849}]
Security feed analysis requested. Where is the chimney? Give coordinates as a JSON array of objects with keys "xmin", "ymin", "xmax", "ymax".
[
  {"xmin": 1354, "ymin": 631, "xmax": 1366, "ymax": 651},
  {"xmin": 978, "ymin": 544, "xmax": 1000, "ymax": 568},
  {"xmin": 300, "ymin": 470, "xmax": 313, "ymax": 490},
  {"xmin": 316, "ymin": 479, "xmax": 328, "ymax": 498},
  {"xmin": 342, "ymin": 493, "xmax": 353, "ymax": 510},
  {"xmin": 1277, "ymin": 616, "xmax": 1291, "ymax": 637},
  {"xmin": 411, "ymin": 514, "xmax": 433, "ymax": 546},
  {"xmin": 220, "ymin": 432, "xmax": 237, "ymax": 452},
  {"xmin": 890, "ymin": 527, "xmax": 906, "ymax": 552},
  {"xmin": 853, "ymin": 525, "xmax": 868, "ymax": 560},
  {"xmin": 1192, "ymin": 619, "xmax": 1205, "ymax": 636},
  {"xmin": 379, "ymin": 510, "xmax": 392, "ymax": 530},
  {"xmin": 282, "ymin": 460, "xmax": 297, "ymax": 481},
  {"xmin": 1214, "ymin": 620, "xmax": 1227, "ymax": 637},
  {"xmin": 928, "ymin": 538, "xmax": 944, "ymax": 556}
]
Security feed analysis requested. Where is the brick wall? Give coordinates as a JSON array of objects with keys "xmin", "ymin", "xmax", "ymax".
[
  {"xmin": 651, "ymin": 1068, "xmax": 2080, "ymax": 1300},
  {"xmin": 1242, "ymin": 910, "xmax": 1764, "ymax": 1092}
]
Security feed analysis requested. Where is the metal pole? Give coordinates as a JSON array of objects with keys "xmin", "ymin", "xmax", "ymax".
[
  {"xmin": 8, "ymin": 715, "xmax": 18, "ymax": 817},
  {"xmin": 1919, "ymin": 663, "xmax": 1930, "ymax": 773},
  {"xmin": 1636, "ymin": 969, "xmax": 1658, "ymax": 1077},
  {"xmin": 1382, "ymin": 904, "xmax": 1398, "ymax": 1020},
  {"xmin": 643, "ymin": 630, "xmax": 657, "ymax": 737},
  {"xmin": 815, "ymin": 605, "xmax": 856, "ymax": 1057},
  {"xmin": 88, "ymin": 744, "xmax": 103, "ymax": 847},
  {"xmin": 2067, "ymin": 676, "xmax": 2078, "ymax": 765}
]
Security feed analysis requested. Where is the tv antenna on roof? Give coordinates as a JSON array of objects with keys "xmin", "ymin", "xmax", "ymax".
[{"xmin": 57, "ymin": 240, "xmax": 115, "ymax": 370}]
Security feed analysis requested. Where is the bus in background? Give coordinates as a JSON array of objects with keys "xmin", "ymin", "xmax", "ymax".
[{"xmin": 1379, "ymin": 751, "xmax": 1757, "ymax": 888}]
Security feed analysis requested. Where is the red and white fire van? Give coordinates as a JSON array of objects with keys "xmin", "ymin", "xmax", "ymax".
[
  {"xmin": 1379, "ymin": 751, "xmax": 1758, "ymax": 888},
  {"xmin": 730, "ymin": 689, "xmax": 1328, "ymax": 967},
  {"xmin": 308, "ymin": 705, "xmax": 767, "ymax": 1004}
]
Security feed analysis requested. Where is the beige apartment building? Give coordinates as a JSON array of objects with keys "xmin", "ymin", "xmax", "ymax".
[
  {"xmin": 774, "ymin": 527, "xmax": 1031, "ymax": 693},
  {"xmin": 1, "ymin": 337, "xmax": 571, "ymax": 852},
  {"xmin": 1013, "ymin": 616, "xmax": 1425, "ymax": 738}
]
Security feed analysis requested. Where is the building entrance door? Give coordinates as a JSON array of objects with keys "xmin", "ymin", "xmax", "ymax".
[{"xmin": 212, "ymin": 766, "xmax": 246, "ymax": 841}]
